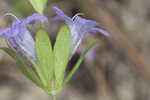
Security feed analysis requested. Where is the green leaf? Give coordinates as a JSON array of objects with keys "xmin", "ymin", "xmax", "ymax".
[
  {"xmin": 1, "ymin": 48, "xmax": 42, "ymax": 87},
  {"xmin": 36, "ymin": 29, "xmax": 54, "ymax": 90},
  {"xmin": 28, "ymin": 0, "xmax": 47, "ymax": 14},
  {"xmin": 25, "ymin": 54, "xmax": 47, "ymax": 89},
  {"xmin": 54, "ymin": 25, "xmax": 71, "ymax": 90},
  {"xmin": 63, "ymin": 40, "xmax": 98, "ymax": 85}
]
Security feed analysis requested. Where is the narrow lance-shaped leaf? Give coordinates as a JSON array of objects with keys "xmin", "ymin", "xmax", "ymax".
[
  {"xmin": 28, "ymin": 0, "xmax": 47, "ymax": 14},
  {"xmin": 63, "ymin": 40, "xmax": 98, "ymax": 85},
  {"xmin": 54, "ymin": 25, "xmax": 71, "ymax": 90},
  {"xmin": 25, "ymin": 54, "xmax": 47, "ymax": 89},
  {"xmin": 36, "ymin": 29, "xmax": 54, "ymax": 91},
  {"xmin": 1, "ymin": 48, "xmax": 42, "ymax": 87}
]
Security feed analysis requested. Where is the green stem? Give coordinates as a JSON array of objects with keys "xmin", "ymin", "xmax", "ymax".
[{"xmin": 52, "ymin": 95, "xmax": 56, "ymax": 100}]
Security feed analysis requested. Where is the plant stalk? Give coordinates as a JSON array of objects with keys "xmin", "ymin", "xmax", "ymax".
[{"xmin": 52, "ymin": 95, "xmax": 56, "ymax": 100}]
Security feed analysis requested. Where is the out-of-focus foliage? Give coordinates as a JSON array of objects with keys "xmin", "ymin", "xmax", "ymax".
[
  {"xmin": 28, "ymin": 0, "xmax": 48, "ymax": 14},
  {"xmin": 12, "ymin": 0, "xmax": 33, "ymax": 16}
]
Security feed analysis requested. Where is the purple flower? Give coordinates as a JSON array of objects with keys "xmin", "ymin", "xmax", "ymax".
[
  {"xmin": 51, "ymin": 7, "xmax": 110, "ymax": 57},
  {"xmin": 0, "ymin": 13, "xmax": 48, "ymax": 62}
]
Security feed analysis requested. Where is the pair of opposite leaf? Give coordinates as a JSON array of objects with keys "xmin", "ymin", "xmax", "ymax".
[{"xmin": 0, "ymin": 7, "xmax": 110, "ymax": 94}]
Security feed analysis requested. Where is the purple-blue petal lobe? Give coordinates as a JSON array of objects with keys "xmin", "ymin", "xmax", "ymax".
[
  {"xmin": 0, "ymin": 28, "xmax": 10, "ymax": 37},
  {"xmin": 22, "ymin": 13, "xmax": 48, "ymax": 26},
  {"xmin": 50, "ymin": 16, "xmax": 62, "ymax": 24},
  {"xmin": 52, "ymin": 6, "xmax": 73, "ymax": 25},
  {"xmin": 91, "ymin": 28, "xmax": 110, "ymax": 37}
]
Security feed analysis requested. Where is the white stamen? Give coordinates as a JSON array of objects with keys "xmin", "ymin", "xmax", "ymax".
[
  {"xmin": 3, "ymin": 13, "xmax": 20, "ymax": 22},
  {"xmin": 72, "ymin": 13, "xmax": 84, "ymax": 21}
]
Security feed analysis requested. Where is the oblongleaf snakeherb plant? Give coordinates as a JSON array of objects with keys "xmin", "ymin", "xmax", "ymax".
[{"xmin": 0, "ymin": 0, "xmax": 110, "ymax": 100}]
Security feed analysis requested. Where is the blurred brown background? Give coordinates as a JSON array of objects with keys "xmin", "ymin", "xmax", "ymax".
[{"xmin": 0, "ymin": 0, "xmax": 150, "ymax": 100}]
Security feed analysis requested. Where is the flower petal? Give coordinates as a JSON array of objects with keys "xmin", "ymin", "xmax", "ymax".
[
  {"xmin": 22, "ymin": 13, "xmax": 48, "ymax": 26},
  {"xmin": 52, "ymin": 6, "xmax": 73, "ymax": 25},
  {"xmin": 0, "ymin": 28, "xmax": 10, "ymax": 37},
  {"xmin": 50, "ymin": 16, "xmax": 62, "ymax": 24},
  {"xmin": 73, "ymin": 16, "xmax": 100, "ymax": 27},
  {"xmin": 71, "ymin": 37, "xmax": 82, "ymax": 57},
  {"xmin": 4, "ymin": 13, "xmax": 48, "ymax": 38},
  {"xmin": 91, "ymin": 28, "xmax": 110, "ymax": 37},
  {"xmin": 14, "ymin": 27, "xmax": 37, "ymax": 61}
]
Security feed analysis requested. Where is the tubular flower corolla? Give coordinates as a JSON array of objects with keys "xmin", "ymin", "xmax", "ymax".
[
  {"xmin": 51, "ymin": 7, "xmax": 110, "ymax": 57},
  {"xmin": 0, "ymin": 14, "xmax": 48, "ymax": 62}
]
